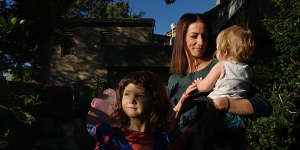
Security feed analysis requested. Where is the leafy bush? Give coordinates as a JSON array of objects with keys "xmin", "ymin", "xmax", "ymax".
[
  {"xmin": 247, "ymin": 0, "xmax": 300, "ymax": 149},
  {"xmin": 0, "ymin": 80, "xmax": 46, "ymax": 149}
]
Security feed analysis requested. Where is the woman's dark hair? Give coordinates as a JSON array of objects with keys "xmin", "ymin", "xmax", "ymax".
[
  {"xmin": 170, "ymin": 13, "xmax": 214, "ymax": 75},
  {"xmin": 111, "ymin": 71, "xmax": 172, "ymax": 133}
]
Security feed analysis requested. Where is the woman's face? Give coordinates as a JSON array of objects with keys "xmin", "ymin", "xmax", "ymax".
[{"xmin": 184, "ymin": 21, "xmax": 208, "ymax": 58}]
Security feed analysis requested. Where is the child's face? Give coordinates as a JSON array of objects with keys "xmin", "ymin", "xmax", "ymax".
[{"xmin": 122, "ymin": 83, "xmax": 150, "ymax": 119}]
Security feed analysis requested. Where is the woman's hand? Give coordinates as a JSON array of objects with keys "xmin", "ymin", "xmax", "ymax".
[
  {"xmin": 184, "ymin": 83, "xmax": 198, "ymax": 97},
  {"xmin": 212, "ymin": 97, "xmax": 254, "ymax": 115},
  {"xmin": 173, "ymin": 84, "xmax": 198, "ymax": 117},
  {"xmin": 212, "ymin": 97, "xmax": 229, "ymax": 111}
]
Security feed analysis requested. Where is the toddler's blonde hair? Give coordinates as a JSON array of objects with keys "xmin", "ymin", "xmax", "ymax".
[{"xmin": 216, "ymin": 25, "xmax": 255, "ymax": 62}]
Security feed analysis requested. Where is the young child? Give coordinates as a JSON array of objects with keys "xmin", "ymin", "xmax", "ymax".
[
  {"xmin": 174, "ymin": 25, "xmax": 255, "ymax": 131},
  {"xmin": 196, "ymin": 25, "xmax": 254, "ymax": 99},
  {"xmin": 90, "ymin": 71, "xmax": 172, "ymax": 150}
]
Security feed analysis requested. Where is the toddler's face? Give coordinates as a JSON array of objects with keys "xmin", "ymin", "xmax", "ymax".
[{"xmin": 122, "ymin": 83, "xmax": 149, "ymax": 119}]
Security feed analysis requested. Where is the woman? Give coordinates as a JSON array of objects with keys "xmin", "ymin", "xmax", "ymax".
[{"xmin": 168, "ymin": 13, "xmax": 272, "ymax": 149}]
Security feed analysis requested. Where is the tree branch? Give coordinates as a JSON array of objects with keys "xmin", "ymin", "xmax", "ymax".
[
  {"xmin": 165, "ymin": 0, "xmax": 176, "ymax": 4},
  {"xmin": 290, "ymin": 57, "xmax": 299, "ymax": 65},
  {"xmin": 278, "ymin": 94, "xmax": 297, "ymax": 114}
]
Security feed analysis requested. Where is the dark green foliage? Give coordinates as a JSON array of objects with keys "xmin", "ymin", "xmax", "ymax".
[
  {"xmin": 247, "ymin": 0, "xmax": 300, "ymax": 149},
  {"xmin": 0, "ymin": 81, "xmax": 46, "ymax": 149},
  {"xmin": 0, "ymin": 81, "xmax": 47, "ymax": 114},
  {"xmin": 0, "ymin": 14, "xmax": 36, "ymax": 78},
  {"xmin": 65, "ymin": 0, "xmax": 144, "ymax": 19},
  {"xmin": 65, "ymin": 0, "xmax": 113, "ymax": 18}
]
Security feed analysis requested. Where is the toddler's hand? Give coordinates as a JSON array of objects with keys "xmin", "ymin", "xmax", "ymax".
[
  {"xmin": 193, "ymin": 77, "xmax": 203, "ymax": 84},
  {"xmin": 212, "ymin": 97, "xmax": 229, "ymax": 111},
  {"xmin": 193, "ymin": 77, "xmax": 203, "ymax": 91}
]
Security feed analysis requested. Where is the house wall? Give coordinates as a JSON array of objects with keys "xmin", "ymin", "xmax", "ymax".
[
  {"xmin": 111, "ymin": 27, "xmax": 154, "ymax": 45},
  {"xmin": 47, "ymin": 23, "xmax": 171, "ymax": 87}
]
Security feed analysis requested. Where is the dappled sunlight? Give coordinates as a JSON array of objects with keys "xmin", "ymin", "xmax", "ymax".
[{"xmin": 48, "ymin": 19, "xmax": 171, "ymax": 88}]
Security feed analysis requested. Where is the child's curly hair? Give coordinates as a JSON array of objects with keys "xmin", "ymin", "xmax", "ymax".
[{"xmin": 111, "ymin": 71, "xmax": 172, "ymax": 133}]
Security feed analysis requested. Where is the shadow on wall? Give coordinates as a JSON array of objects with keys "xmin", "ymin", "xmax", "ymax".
[
  {"xmin": 106, "ymin": 66, "xmax": 171, "ymax": 89},
  {"xmin": 102, "ymin": 45, "xmax": 172, "ymax": 67},
  {"xmin": 49, "ymin": 25, "xmax": 107, "ymax": 87},
  {"xmin": 49, "ymin": 24, "xmax": 171, "ymax": 86}
]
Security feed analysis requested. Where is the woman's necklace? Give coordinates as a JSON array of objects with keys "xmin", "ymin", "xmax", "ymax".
[{"xmin": 188, "ymin": 59, "xmax": 212, "ymax": 73}]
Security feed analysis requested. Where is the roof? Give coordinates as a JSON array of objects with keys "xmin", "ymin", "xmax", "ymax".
[{"xmin": 60, "ymin": 18, "xmax": 155, "ymax": 27}]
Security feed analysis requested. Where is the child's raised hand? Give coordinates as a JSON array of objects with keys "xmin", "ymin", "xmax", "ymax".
[
  {"xmin": 193, "ymin": 77, "xmax": 203, "ymax": 84},
  {"xmin": 193, "ymin": 77, "xmax": 204, "ymax": 91}
]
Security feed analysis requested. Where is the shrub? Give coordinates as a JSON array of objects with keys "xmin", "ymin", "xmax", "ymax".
[{"xmin": 247, "ymin": 0, "xmax": 300, "ymax": 149}]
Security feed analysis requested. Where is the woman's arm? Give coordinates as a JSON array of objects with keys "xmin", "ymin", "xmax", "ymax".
[
  {"xmin": 213, "ymin": 94, "xmax": 272, "ymax": 117},
  {"xmin": 213, "ymin": 97, "xmax": 254, "ymax": 115},
  {"xmin": 247, "ymin": 93, "xmax": 273, "ymax": 117}
]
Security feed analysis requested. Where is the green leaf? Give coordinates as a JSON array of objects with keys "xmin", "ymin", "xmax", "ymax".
[
  {"xmin": 10, "ymin": 17, "xmax": 17, "ymax": 25},
  {"xmin": 19, "ymin": 19, "xmax": 26, "ymax": 24},
  {"xmin": 0, "ymin": 17, "xmax": 6, "ymax": 25},
  {"xmin": 24, "ymin": 97, "xmax": 33, "ymax": 104}
]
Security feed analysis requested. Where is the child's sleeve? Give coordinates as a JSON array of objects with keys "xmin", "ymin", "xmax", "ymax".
[
  {"xmin": 155, "ymin": 133, "xmax": 171, "ymax": 150},
  {"xmin": 89, "ymin": 123, "xmax": 112, "ymax": 144},
  {"xmin": 90, "ymin": 124, "xmax": 102, "ymax": 141}
]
